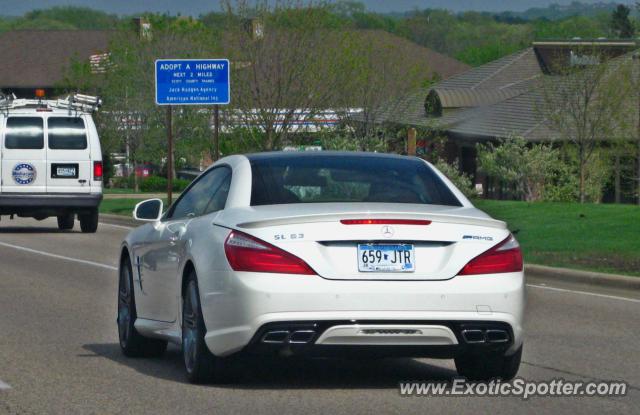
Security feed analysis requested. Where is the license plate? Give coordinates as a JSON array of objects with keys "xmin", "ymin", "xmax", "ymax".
[
  {"xmin": 357, "ymin": 244, "xmax": 415, "ymax": 273},
  {"xmin": 56, "ymin": 167, "xmax": 76, "ymax": 177}
]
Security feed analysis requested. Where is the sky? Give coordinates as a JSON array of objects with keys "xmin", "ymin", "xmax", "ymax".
[{"xmin": 0, "ymin": 0, "xmax": 636, "ymax": 16}]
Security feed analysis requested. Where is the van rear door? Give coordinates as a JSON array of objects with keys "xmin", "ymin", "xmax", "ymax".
[
  {"xmin": 1, "ymin": 116, "xmax": 47, "ymax": 193},
  {"xmin": 45, "ymin": 116, "xmax": 92, "ymax": 194}
]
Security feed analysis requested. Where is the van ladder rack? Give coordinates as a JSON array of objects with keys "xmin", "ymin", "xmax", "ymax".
[{"xmin": 0, "ymin": 93, "xmax": 102, "ymax": 113}]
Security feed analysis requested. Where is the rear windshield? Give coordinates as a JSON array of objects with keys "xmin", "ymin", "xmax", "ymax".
[
  {"xmin": 48, "ymin": 117, "xmax": 87, "ymax": 150},
  {"xmin": 4, "ymin": 117, "xmax": 44, "ymax": 149},
  {"xmin": 250, "ymin": 154, "xmax": 462, "ymax": 207}
]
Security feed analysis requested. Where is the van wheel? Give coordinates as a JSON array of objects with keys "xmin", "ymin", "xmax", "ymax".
[
  {"xmin": 57, "ymin": 213, "xmax": 74, "ymax": 231},
  {"xmin": 79, "ymin": 209, "xmax": 99, "ymax": 233}
]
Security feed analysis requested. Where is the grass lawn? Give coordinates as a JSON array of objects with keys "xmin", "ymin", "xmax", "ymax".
[
  {"xmin": 100, "ymin": 198, "xmax": 167, "ymax": 216},
  {"xmin": 100, "ymin": 198, "xmax": 640, "ymax": 276},
  {"xmin": 104, "ymin": 188, "xmax": 161, "ymax": 194},
  {"xmin": 475, "ymin": 200, "xmax": 640, "ymax": 277}
]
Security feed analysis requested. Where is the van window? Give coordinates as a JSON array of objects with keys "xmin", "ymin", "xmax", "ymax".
[
  {"xmin": 5, "ymin": 117, "xmax": 44, "ymax": 149},
  {"xmin": 48, "ymin": 117, "xmax": 87, "ymax": 150}
]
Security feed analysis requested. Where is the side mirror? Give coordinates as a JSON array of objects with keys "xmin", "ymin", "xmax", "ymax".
[{"xmin": 133, "ymin": 199, "xmax": 163, "ymax": 222}]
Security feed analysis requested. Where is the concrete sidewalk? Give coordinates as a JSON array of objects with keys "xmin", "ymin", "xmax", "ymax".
[{"xmin": 526, "ymin": 264, "xmax": 640, "ymax": 290}]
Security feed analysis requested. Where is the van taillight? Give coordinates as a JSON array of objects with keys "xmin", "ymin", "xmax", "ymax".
[{"xmin": 93, "ymin": 161, "xmax": 103, "ymax": 181}]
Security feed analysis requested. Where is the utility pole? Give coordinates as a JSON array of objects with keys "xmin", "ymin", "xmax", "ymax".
[
  {"xmin": 166, "ymin": 105, "xmax": 173, "ymax": 205},
  {"xmin": 213, "ymin": 105, "xmax": 220, "ymax": 161},
  {"xmin": 407, "ymin": 128, "xmax": 417, "ymax": 156}
]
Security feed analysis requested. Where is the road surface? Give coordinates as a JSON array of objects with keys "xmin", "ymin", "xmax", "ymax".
[{"xmin": 0, "ymin": 217, "xmax": 638, "ymax": 414}]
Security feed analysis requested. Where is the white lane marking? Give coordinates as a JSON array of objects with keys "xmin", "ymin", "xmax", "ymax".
[
  {"xmin": 0, "ymin": 379, "xmax": 11, "ymax": 390},
  {"xmin": 0, "ymin": 239, "xmax": 636, "ymax": 303},
  {"xmin": 527, "ymin": 283, "xmax": 640, "ymax": 304},
  {"xmin": 0, "ymin": 241, "xmax": 117, "ymax": 271},
  {"xmin": 99, "ymin": 222, "xmax": 134, "ymax": 230}
]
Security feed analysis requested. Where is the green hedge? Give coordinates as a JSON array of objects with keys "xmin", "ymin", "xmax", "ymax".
[
  {"xmin": 140, "ymin": 176, "xmax": 190, "ymax": 192},
  {"xmin": 109, "ymin": 175, "xmax": 190, "ymax": 192}
]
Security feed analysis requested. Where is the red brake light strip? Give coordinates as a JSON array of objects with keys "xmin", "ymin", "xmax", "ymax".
[{"xmin": 340, "ymin": 219, "xmax": 431, "ymax": 225}]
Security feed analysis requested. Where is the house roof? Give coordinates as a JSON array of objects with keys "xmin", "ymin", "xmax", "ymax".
[
  {"xmin": 377, "ymin": 41, "xmax": 638, "ymax": 142},
  {"xmin": 355, "ymin": 30, "xmax": 470, "ymax": 80},
  {"xmin": 435, "ymin": 48, "xmax": 542, "ymax": 91},
  {"xmin": 0, "ymin": 30, "xmax": 112, "ymax": 89},
  {"xmin": 224, "ymin": 28, "xmax": 470, "ymax": 81}
]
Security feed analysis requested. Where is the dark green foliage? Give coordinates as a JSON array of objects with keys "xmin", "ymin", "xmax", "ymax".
[
  {"xmin": 2, "ymin": 2, "xmax": 634, "ymax": 69},
  {"xmin": 0, "ymin": 6, "xmax": 122, "ymax": 31},
  {"xmin": 140, "ymin": 176, "xmax": 191, "ymax": 193},
  {"xmin": 610, "ymin": 4, "xmax": 635, "ymax": 38}
]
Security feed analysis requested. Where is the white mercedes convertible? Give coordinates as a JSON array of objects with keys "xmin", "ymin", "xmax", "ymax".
[{"xmin": 117, "ymin": 152, "xmax": 524, "ymax": 383}]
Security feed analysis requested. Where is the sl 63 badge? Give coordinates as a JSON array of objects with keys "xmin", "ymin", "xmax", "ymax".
[
  {"xmin": 12, "ymin": 163, "xmax": 37, "ymax": 185},
  {"xmin": 275, "ymin": 233, "xmax": 304, "ymax": 241}
]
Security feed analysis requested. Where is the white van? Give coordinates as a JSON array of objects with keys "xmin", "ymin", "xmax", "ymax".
[{"xmin": 0, "ymin": 93, "xmax": 103, "ymax": 233}]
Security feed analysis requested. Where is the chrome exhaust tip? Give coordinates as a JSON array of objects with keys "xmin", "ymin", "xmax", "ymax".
[
  {"xmin": 485, "ymin": 329, "xmax": 509, "ymax": 343},
  {"xmin": 261, "ymin": 330, "xmax": 289, "ymax": 343},
  {"xmin": 289, "ymin": 330, "xmax": 316, "ymax": 344},
  {"xmin": 461, "ymin": 329, "xmax": 485, "ymax": 343}
]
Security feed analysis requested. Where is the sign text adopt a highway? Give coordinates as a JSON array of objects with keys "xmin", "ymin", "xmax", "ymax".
[{"xmin": 155, "ymin": 59, "xmax": 230, "ymax": 105}]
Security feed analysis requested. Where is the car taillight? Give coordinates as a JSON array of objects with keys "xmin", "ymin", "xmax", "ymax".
[
  {"xmin": 458, "ymin": 234, "xmax": 523, "ymax": 276},
  {"xmin": 224, "ymin": 230, "xmax": 316, "ymax": 275},
  {"xmin": 93, "ymin": 161, "xmax": 103, "ymax": 181}
]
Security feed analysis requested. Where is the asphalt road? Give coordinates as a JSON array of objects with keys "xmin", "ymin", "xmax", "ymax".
[{"xmin": 0, "ymin": 217, "xmax": 638, "ymax": 414}]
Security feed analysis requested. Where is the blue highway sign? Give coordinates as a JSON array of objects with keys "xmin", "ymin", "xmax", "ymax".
[{"xmin": 155, "ymin": 59, "xmax": 230, "ymax": 105}]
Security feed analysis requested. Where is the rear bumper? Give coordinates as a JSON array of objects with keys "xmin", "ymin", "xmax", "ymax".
[
  {"xmin": 0, "ymin": 192, "xmax": 102, "ymax": 208},
  {"xmin": 200, "ymin": 271, "xmax": 525, "ymax": 357},
  {"xmin": 243, "ymin": 320, "xmax": 516, "ymax": 359}
]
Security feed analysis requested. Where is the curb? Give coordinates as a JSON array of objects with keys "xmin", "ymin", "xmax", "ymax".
[
  {"xmin": 97, "ymin": 214, "xmax": 640, "ymax": 292},
  {"xmin": 104, "ymin": 193, "xmax": 177, "ymax": 200},
  {"xmin": 100, "ymin": 213, "xmax": 138, "ymax": 228},
  {"xmin": 526, "ymin": 264, "xmax": 640, "ymax": 291}
]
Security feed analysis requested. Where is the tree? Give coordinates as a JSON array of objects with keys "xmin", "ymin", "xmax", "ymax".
[
  {"xmin": 540, "ymin": 50, "xmax": 630, "ymax": 203},
  {"xmin": 63, "ymin": 16, "xmax": 219, "ymax": 189},
  {"xmin": 220, "ymin": 0, "xmax": 349, "ymax": 151},
  {"xmin": 611, "ymin": 4, "xmax": 635, "ymax": 38},
  {"xmin": 332, "ymin": 30, "xmax": 433, "ymax": 150}
]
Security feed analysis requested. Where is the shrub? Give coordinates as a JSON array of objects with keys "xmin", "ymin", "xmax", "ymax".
[
  {"xmin": 477, "ymin": 136, "xmax": 570, "ymax": 202},
  {"xmin": 140, "ymin": 176, "xmax": 191, "ymax": 192},
  {"xmin": 172, "ymin": 178, "xmax": 191, "ymax": 192},
  {"xmin": 109, "ymin": 175, "xmax": 136, "ymax": 189},
  {"xmin": 318, "ymin": 129, "xmax": 388, "ymax": 152},
  {"xmin": 433, "ymin": 159, "xmax": 476, "ymax": 199},
  {"xmin": 140, "ymin": 176, "xmax": 167, "ymax": 192}
]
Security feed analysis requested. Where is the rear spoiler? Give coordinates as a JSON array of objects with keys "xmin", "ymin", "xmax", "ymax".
[{"xmin": 234, "ymin": 213, "xmax": 506, "ymax": 230}]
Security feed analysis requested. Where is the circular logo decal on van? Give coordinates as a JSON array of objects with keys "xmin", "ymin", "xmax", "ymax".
[{"xmin": 12, "ymin": 163, "xmax": 37, "ymax": 185}]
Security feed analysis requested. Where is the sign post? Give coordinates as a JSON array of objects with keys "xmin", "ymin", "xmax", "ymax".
[
  {"xmin": 166, "ymin": 105, "xmax": 173, "ymax": 204},
  {"xmin": 155, "ymin": 59, "xmax": 230, "ymax": 203},
  {"xmin": 213, "ymin": 105, "xmax": 220, "ymax": 161}
]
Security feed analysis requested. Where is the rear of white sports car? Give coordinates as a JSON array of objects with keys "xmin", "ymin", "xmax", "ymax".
[{"xmin": 196, "ymin": 152, "xmax": 525, "ymax": 381}]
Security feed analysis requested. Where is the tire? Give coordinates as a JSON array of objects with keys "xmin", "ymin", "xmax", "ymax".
[
  {"xmin": 117, "ymin": 255, "xmax": 168, "ymax": 358},
  {"xmin": 455, "ymin": 345, "xmax": 523, "ymax": 381},
  {"xmin": 79, "ymin": 209, "xmax": 99, "ymax": 233},
  {"xmin": 182, "ymin": 272, "xmax": 225, "ymax": 384},
  {"xmin": 57, "ymin": 213, "xmax": 74, "ymax": 231}
]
